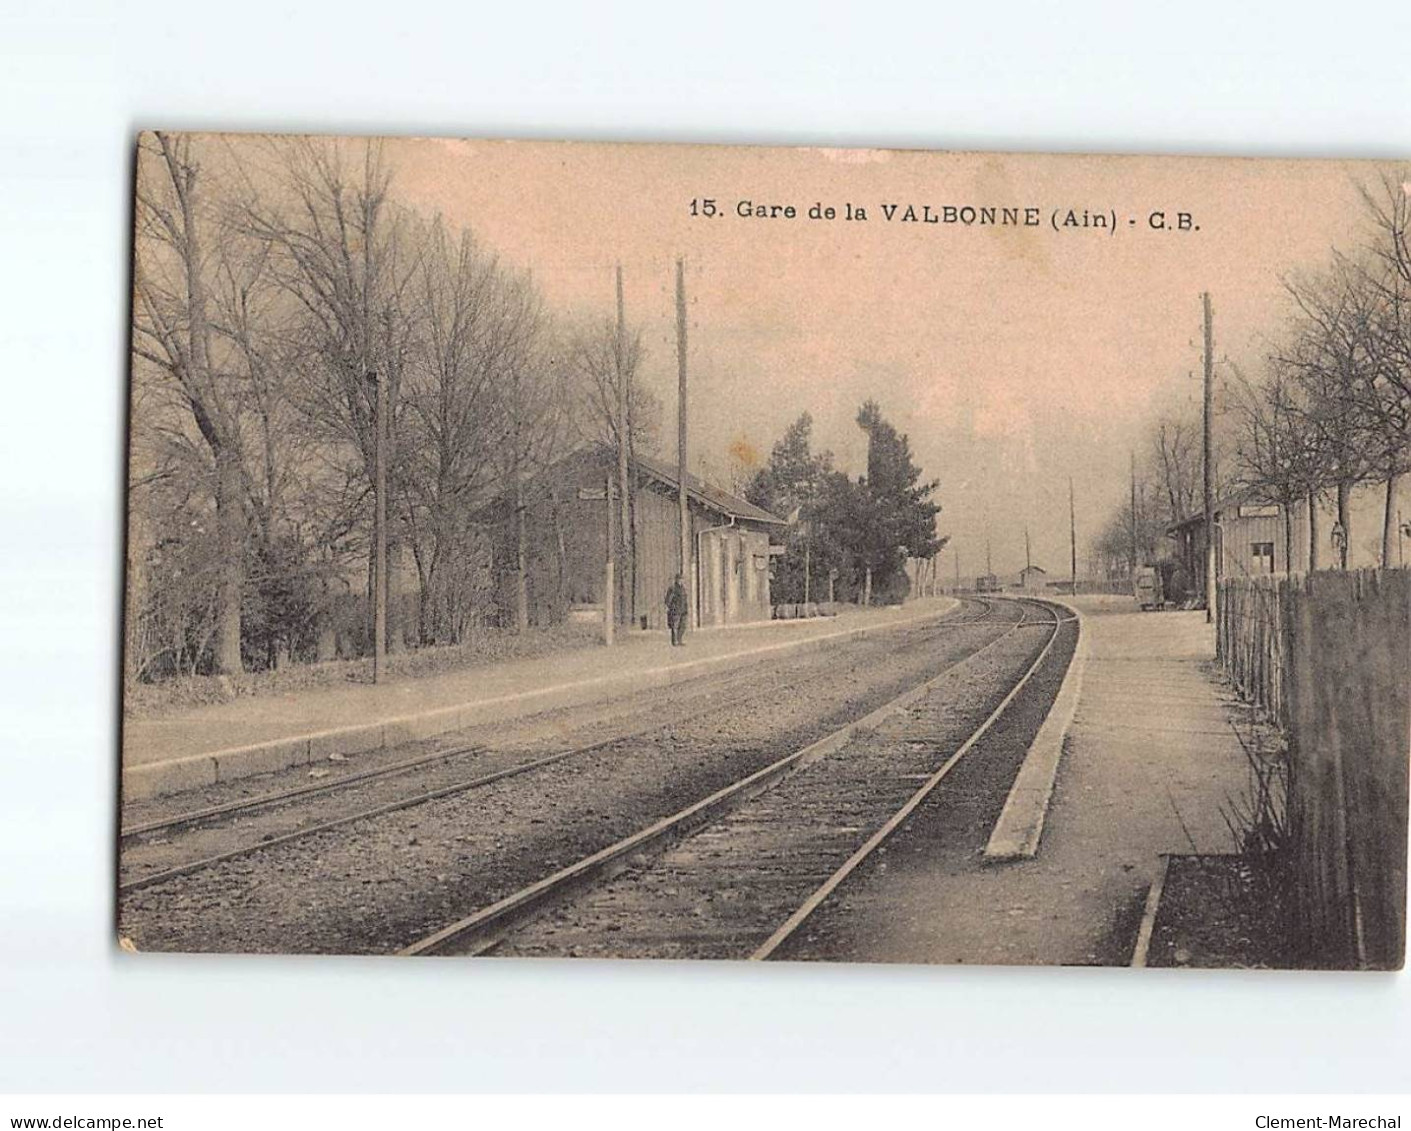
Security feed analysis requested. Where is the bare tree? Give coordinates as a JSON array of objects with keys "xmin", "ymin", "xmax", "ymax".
[
  {"xmin": 236, "ymin": 137, "xmax": 421, "ymax": 648},
  {"xmin": 1090, "ymin": 473, "xmax": 1168, "ymax": 578},
  {"xmin": 398, "ymin": 219, "xmax": 513, "ymax": 643},
  {"xmin": 132, "ymin": 132, "xmax": 246, "ymax": 675},
  {"xmin": 1149, "ymin": 410, "xmax": 1202, "ymax": 527},
  {"xmin": 491, "ymin": 275, "xmax": 568, "ymax": 633},
  {"xmin": 205, "ymin": 225, "xmax": 339, "ymax": 668},
  {"xmin": 1231, "ymin": 361, "xmax": 1330, "ymax": 572},
  {"xmin": 1279, "ymin": 256, "xmax": 1385, "ymax": 569},
  {"xmin": 564, "ymin": 314, "xmax": 662, "ymax": 624},
  {"xmin": 1356, "ymin": 169, "xmax": 1411, "ymax": 563},
  {"xmin": 565, "ymin": 316, "xmax": 661, "ymax": 455}
]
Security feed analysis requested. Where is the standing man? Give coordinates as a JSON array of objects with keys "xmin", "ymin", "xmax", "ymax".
[{"xmin": 666, "ymin": 574, "xmax": 689, "ymax": 646}]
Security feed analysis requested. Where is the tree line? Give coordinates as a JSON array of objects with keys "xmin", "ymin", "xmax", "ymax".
[
  {"xmin": 129, "ymin": 134, "xmax": 657, "ymax": 681},
  {"xmin": 1091, "ymin": 168, "xmax": 1411, "ymax": 579},
  {"xmin": 127, "ymin": 135, "xmax": 945, "ymax": 686},
  {"xmin": 1090, "ymin": 409, "xmax": 1211, "ymax": 581},
  {"xmin": 1232, "ymin": 169, "xmax": 1410, "ymax": 571}
]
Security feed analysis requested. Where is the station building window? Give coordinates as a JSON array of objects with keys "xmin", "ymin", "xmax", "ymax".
[{"xmin": 1251, "ymin": 541, "xmax": 1275, "ymax": 574}]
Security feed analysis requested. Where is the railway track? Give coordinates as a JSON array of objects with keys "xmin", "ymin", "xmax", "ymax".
[
  {"xmin": 398, "ymin": 596, "xmax": 1069, "ymax": 959},
  {"xmin": 119, "ymin": 598, "xmax": 1002, "ymax": 898},
  {"xmin": 120, "ymin": 742, "xmax": 491, "ymax": 840}
]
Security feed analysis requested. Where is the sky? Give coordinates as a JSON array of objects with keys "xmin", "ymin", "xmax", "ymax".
[{"xmin": 380, "ymin": 137, "xmax": 1389, "ymax": 579}]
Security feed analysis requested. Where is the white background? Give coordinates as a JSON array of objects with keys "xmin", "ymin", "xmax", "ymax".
[{"xmin": 2, "ymin": 0, "xmax": 1409, "ymax": 1094}]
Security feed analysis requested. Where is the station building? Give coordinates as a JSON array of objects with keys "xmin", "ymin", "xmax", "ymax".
[{"xmin": 495, "ymin": 446, "xmax": 786, "ymax": 631}]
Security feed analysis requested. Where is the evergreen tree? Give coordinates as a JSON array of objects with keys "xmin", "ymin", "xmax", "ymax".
[
  {"xmin": 748, "ymin": 405, "xmax": 945, "ymax": 606},
  {"xmin": 746, "ymin": 413, "xmax": 828, "ymax": 516},
  {"xmin": 746, "ymin": 414, "xmax": 848, "ymax": 602},
  {"xmin": 853, "ymin": 401, "xmax": 944, "ymax": 602}
]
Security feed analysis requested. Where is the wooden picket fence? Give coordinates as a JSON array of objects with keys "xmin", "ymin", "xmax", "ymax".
[{"xmin": 1218, "ymin": 569, "xmax": 1410, "ymax": 969}]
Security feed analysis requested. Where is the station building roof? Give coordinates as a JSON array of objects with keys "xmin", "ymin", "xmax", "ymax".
[
  {"xmin": 535, "ymin": 445, "xmax": 787, "ymax": 528},
  {"xmin": 628, "ymin": 450, "xmax": 787, "ymax": 527},
  {"xmin": 1167, "ymin": 487, "xmax": 1282, "ymax": 535}
]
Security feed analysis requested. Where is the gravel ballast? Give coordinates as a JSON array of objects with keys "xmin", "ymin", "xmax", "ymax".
[{"xmin": 119, "ymin": 602, "xmax": 1020, "ymax": 955}]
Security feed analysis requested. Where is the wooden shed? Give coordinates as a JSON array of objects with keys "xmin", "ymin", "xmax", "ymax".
[
  {"xmin": 1169, "ymin": 490, "xmax": 1286, "ymax": 599},
  {"xmin": 1017, "ymin": 564, "xmax": 1048, "ymax": 592},
  {"xmin": 1170, "ymin": 483, "xmax": 1395, "ymax": 591}
]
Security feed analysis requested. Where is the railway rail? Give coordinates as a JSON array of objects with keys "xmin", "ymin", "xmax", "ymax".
[
  {"xmin": 120, "ymin": 742, "xmax": 490, "ymax": 840},
  {"xmin": 399, "ymin": 596, "xmax": 1068, "ymax": 959},
  {"xmin": 119, "ymin": 598, "xmax": 1002, "ymax": 898}
]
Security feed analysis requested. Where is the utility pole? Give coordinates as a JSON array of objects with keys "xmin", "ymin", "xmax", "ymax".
[
  {"xmin": 372, "ymin": 368, "xmax": 387, "ymax": 683},
  {"xmin": 954, "ymin": 546, "xmax": 960, "ymax": 592},
  {"xmin": 986, "ymin": 539, "xmax": 992, "ymax": 577},
  {"xmin": 1069, "ymin": 476, "xmax": 1078, "ymax": 596},
  {"xmin": 615, "ymin": 265, "xmax": 630, "ymax": 629},
  {"xmin": 364, "ymin": 146, "xmax": 386, "ymax": 685},
  {"xmin": 675, "ymin": 258, "xmax": 693, "ymax": 626},
  {"xmin": 1024, "ymin": 526, "xmax": 1031, "ymax": 574},
  {"xmin": 1203, "ymin": 292, "xmax": 1216, "ymax": 625},
  {"xmin": 1129, "ymin": 450, "xmax": 1138, "ymax": 580},
  {"xmin": 604, "ymin": 473, "xmax": 616, "ymax": 647}
]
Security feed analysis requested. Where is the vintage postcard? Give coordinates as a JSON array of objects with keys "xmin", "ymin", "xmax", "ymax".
[{"xmin": 120, "ymin": 134, "xmax": 1409, "ymax": 968}]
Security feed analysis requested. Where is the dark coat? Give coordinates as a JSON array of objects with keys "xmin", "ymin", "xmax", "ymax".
[{"xmin": 665, "ymin": 581, "xmax": 688, "ymax": 623}]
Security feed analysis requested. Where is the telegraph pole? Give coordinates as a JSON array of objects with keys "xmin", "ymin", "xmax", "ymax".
[
  {"xmin": 372, "ymin": 369, "xmax": 387, "ymax": 683},
  {"xmin": 1129, "ymin": 450, "xmax": 1138, "ymax": 580},
  {"xmin": 604, "ymin": 473, "xmax": 616, "ymax": 646},
  {"xmin": 364, "ymin": 149, "xmax": 386, "ymax": 684},
  {"xmin": 1203, "ymin": 292, "xmax": 1216, "ymax": 624},
  {"xmin": 1024, "ymin": 526, "xmax": 1032, "ymax": 574},
  {"xmin": 675, "ymin": 258, "xmax": 693, "ymax": 626},
  {"xmin": 1069, "ymin": 477, "xmax": 1078, "ymax": 596},
  {"xmin": 615, "ymin": 265, "xmax": 630, "ymax": 629}
]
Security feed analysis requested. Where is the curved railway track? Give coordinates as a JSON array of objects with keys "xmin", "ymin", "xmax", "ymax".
[
  {"xmin": 119, "ymin": 598, "xmax": 1003, "ymax": 897},
  {"xmin": 398, "ymin": 596, "xmax": 1070, "ymax": 959}
]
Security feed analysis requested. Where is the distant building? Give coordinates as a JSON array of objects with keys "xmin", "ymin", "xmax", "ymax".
[
  {"xmin": 493, "ymin": 446, "xmax": 786, "ymax": 630},
  {"xmin": 1017, "ymin": 564, "xmax": 1048, "ymax": 592}
]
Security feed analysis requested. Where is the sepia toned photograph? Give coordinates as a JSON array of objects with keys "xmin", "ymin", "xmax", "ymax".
[{"xmin": 119, "ymin": 133, "xmax": 1409, "ymax": 969}]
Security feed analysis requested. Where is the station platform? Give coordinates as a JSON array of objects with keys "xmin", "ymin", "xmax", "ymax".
[
  {"xmin": 121, "ymin": 597, "xmax": 959, "ymax": 800},
  {"xmin": 805, "ymin": 595, "xmax": 1253, "ymax": 966}
]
